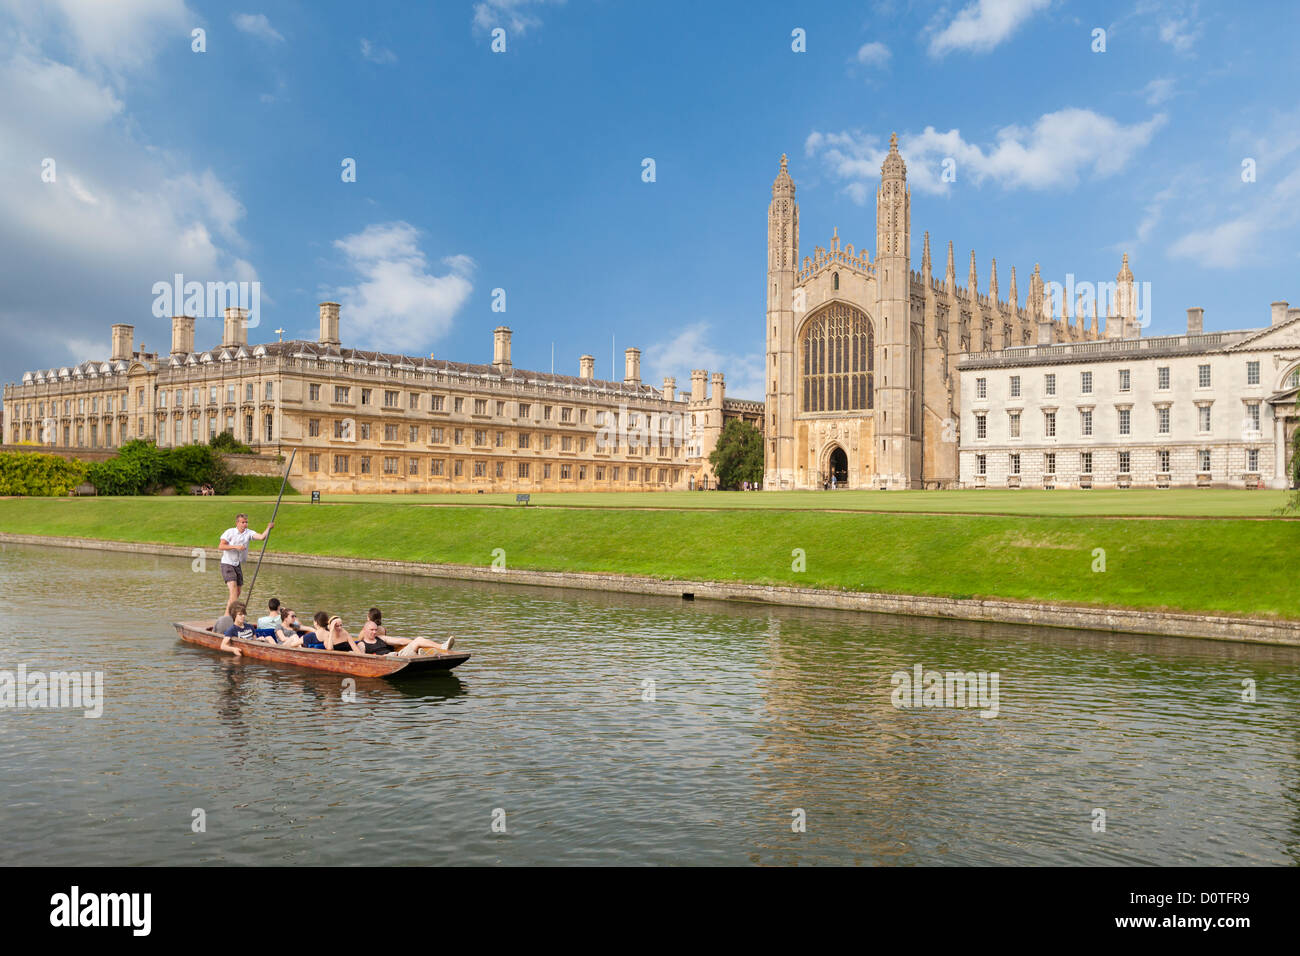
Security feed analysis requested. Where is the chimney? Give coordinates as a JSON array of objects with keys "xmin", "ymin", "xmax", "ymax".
[
  {"xmin": 691, "ymin": 369, "xmax": 707, "ymax": 403},
  {"xmin": 662, "ymin": 376, "xmax": 676, "ymax": 402},
  {"xmin": 171, "ymin": 315, "xmax": 196, "ymax": 356},
  {"xmin": 1037, "ymin": 317, "xmax": 1054, "ymax": 346},
  {"xmin": 223, "ymin": 307, "xmax": 248, "ymax": 348},
  {"xmin": 493, "ymin": 326, "xmax": 512, "ymax": 372},
  {"xmin": 711, "ymin": 371, "xmax": 725, "ymax": 406},
  {"xmin": 1273, "ymin": 301, "xmax": 1291, "ymax": 326},
  {"xmin": 579, "ymin": 355, "xmax": 594, "ymax": 379},
  {"xmin": 1186, "ymin": 307, "xmax": 1204, "ymax": 335},
  {"xmin": 111, "ymin": 324, "xmax": 134, "ymax": 361},
  {"xmin": 1289, "ymin": 308, "xmax": 1300, "ymax": 324},
  {"xmin": 318, "ymin": 302, "xmax": 341, "ymax": 346},
  {"xmin": 624, "ymin": 347, "xmax": 641, "ymax": 385}
]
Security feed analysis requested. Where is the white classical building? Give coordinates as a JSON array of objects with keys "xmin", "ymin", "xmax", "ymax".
[{"xmin": 957, "ymin": 301, "xmax": 1300, "ymax": 489}]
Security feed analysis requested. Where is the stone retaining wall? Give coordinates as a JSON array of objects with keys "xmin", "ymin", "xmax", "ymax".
[{"xmin": 3, "ymin": 532, "xmax": 1298, "ymax": 647}]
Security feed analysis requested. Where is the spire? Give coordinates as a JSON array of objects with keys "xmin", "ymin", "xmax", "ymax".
[
  {"xmin": 1118, "ymin": 251, "xmax": 1133, "ymax": 282},
  {"xmin": 831, "ymin": 226, "xmax": 839, "ymax": 251},
  {"xmin": 989, "ymin": 258, "xmax": 999, "ymax": 304},
  {"xmin": 880, "ymin": 131, "xmax": 906, "ymax": 181},
  {"xmin": 772, "ymin": 153, "xmax": 795, "ymax": 199},
  {"xmin": 1030, "ymin": 263, "xmax": 1044, "ymax": 318},
  {"xmin": 968, "ymin": 250, "xmax": 978, "ymax": 296},
  {"xmin": 1091, "ymin": 296, "xmax": 1099, "ymax": 337},
  {"xmin": 921, "ymin": 231, "xmax": 931, "ymax": 274},
  {"xmin": 944, "ymin": 240, "xmax": 955, "ymax": 293},
  {"xmin": 1009, "ymin": 265, "xmax": 1018, "ymax": 310}
]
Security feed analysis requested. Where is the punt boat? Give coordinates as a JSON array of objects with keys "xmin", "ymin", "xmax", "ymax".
[{"xmin": 173, "ymin": 620, "xmax": 470, "ymax": 678}]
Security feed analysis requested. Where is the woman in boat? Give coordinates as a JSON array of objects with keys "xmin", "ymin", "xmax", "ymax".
[
  {"xmin": 324, "ymin": 615, "xmax": 361, "ymax": 653},
  {"xmin": 302, "ymin": 611, "xmax": 331, "ymax": 650},
  {"xmin": 274, "ymin": 607, "xmax": 306, "ymax": 648}
]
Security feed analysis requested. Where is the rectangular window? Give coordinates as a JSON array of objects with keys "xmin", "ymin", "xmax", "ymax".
[
  {"xmin": 495, "ymin": 431, "xmax": 505, "ymax": 447},
  {"xmin": 453, "ymin": 459, "xmax": 463, "ymax": 477},
  {"xmin": 359, "ymin": 422, "xmax": 371, "ymax": 440},
  {"xmin": 1247, "ymin": 448, "xmax": 1259, "ymax": 471},
  {"xmin": 430, "ymin": 394, "xmax": 444, "ymax": 411},
  {"xmin": 158, "ymin": 393, "xmax": 166, "ymax": 409},
  {"xmin": 579, "ymin": 409, "xmax": 588, "ymax": 424},
  {"xmin": 474, "ymin": 399, "xmax": 487, "ymax": 415},
  {"xmin": 1010, "ymin": 453, "xmax": 1020, "ymax": 475},
  {"xmin": 596, "ymin": 467, "xmax": 605, "ymax": 481},
  {"xmin": 408, "ymin": 457, "xmax": 420, "ymax": 475},
  {"xmin": 1081, "ymin": 371, "xmax": 1092, "ymax": 394},
  {"xmin": 1045, "ymin": 452, "xmax": 1056, "ymax": 474},
  {"xmin": 409, "ymin": 425, "xmax": 419, "ymax": 442},
  {"xmin": 517, "ymin": 462, "xmax": 530, "ymax": 478},
  {"xmin": 560, "ymin": 464, "xmax": 572, "ymax": 479},
  {"xmin": 1199, "ymin": 449, "xmax": 1211, "ymax": 472},
  {"xmin": 612, "ymin": 467, "xmax": 620, "ymax": 481},
  {"xmin": 473, "ymin": 460, "xmax": 486, "ymax": 477},
  {"xmin": 628, "ymin": 466, "xmax": 637, "ymax": 481},
  {"xmin": 496, "ymin": 401, "xmax": 505, "ymax": 416},
  {"xmin": 976, "ymin": 454, "xmax": 986, "ymax": 476},
  {"xmin": 333, "ymin": 455, "xmax": 350, "ymax": 473},
  {"xmin": 1118, "ymin": 408, "xmax": 1131, "ymax": 435},
  {"xmin": 1119, "ymin": 368, "xmax": 1130, "ymax": 392},
  {"xmin": 454, "ymin": 397, "xmax": 464, "ymax": 413},
  {"xmin": 1045, "ymin": 374, "xmax": 1056, "ymax": 396},
  {"xmin": 543, "ymin": 464, "xmax": 552, "ymax": 479},
  {"xmin": 1157, "ymin": 366, "xmax": 1170, "ymax": 390},
  {"xmin": 245, "ymin": 383, "xmax": 254, "ymax": 401},
  {"xmin": 976, "ymin": 377, "xmax": 987, "ymax": 399},
  {"xmin": 266, "ymin": 381, "xmax": 274, "ymax": 401},
  {"xmin": 1081, "ymin": 452, "xmax": 1092, "ymax": 474},
  {"xmin": 1248, "ymin": 403, "xmax": 1260, "ymax": 430},
  {"xmin": 561, "ymin": 435, "xmax": 573, "ymax": 451},
  {"xmin": 310, "ymin": 384, "xmax": 320, "ymax": 401},
  {"xmin": 1158, "ymin": 450, "xmax": 1170, "ymax": 472},
  {"xmin": 1009, "ymin": 375, "xmax": 1021, "ymax": 398},
  {"xmin": 1044, "ymin": 411, "xmax": 1056, "ymax": 437},
  {"xmin": 383, "ymin": 456, "xmax": 399, "ymax": 475},
  {"xmin": 1157, "ymin": 406, "xmax": 1170, "ymax": 434},
  {"xmin": 432, "ymin": 459, "xmax": 445, "ymax": 476},
  {"xmin": 384, "ymin": 390, "xmax": 399, "ymax": 408},
  {"xmin": 976, "ymin": 413, "xmax": 987, "ymax": 439},
  {"xmin": 334, "ymin": 386, "xmax": 350, "ymax": 403},
  {"xmin": 454, "ymin": 428, "xmax": 464, "ymax": 445},
  {"xmin": 227, "ymin": 385, "xmax": 235, "ymax": 404},
  {"xmin": 384, "ymin": 423, "xmax": 399, "ymax": 441},
  {"xmin": 308, "ymin": 454, "xmax": 320, "ymax": 473},
  {"xmin": 561, "ymin": 406, "xmax": 573, "ymax": 422},
  {"xmin": 518, "ymin": 433, "xmax": 530, "ymax": 448},
  {"xmin": 495, "ymin": 460, "xmax": 505, "ymax": 477},
  {"xmin": 333, "ymin": 420, "xmax": 347, "ymax": 439},
  {"xmin": 543, "ymin": 434, "xmax": 552, "ymax": 450},
  {"xmin": 519, "ymin": 403, "xmax": 531, "ymax": 418},
  {"xmin": 360, "ymin": 456, "xmax": 371, "ymax": 474},
  {"xmin": 1247, "ymin": 361, "xmax": 1260, "ymax": 385},
  {"xmin": 409, "ymin": 392, "xmax": 419, "ymax": 410},
  {"xmin": 1080, "ymin": 409, "xmax": 1092, "ymax": 436},
  {"xmin": 210, "ymin": 386, "xmax": 218, "ymax": 404},
  {"xmin": 1009, "ymin": 412, "xmax": 1020, "ymax": 438},
  {"xmin": 1198, "ymin": 364, "xmax": 1211, "ymax": 388},
  {"xmin": 543, "ymin": 405, "xmax": 553, "ymax": 421},
  {"xmin": 1199, "ymin": 405, "xmax": 1212, "ymax": 432},
  {"xmin": 431, "ymin": 427, "xmax": 444, "ymax": 442},
  {"xmin": 361, "ymin": 388, "xmax": 372, "ymax": 405},
  {"xmin": 1119, "ymin": 450, "xmax": 1131, "ymax": 473},
  {"xmin": 474, "ymin": 429, "xmax": 487, "ymax": 446}
]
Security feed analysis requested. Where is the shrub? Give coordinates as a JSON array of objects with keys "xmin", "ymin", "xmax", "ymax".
[
  {"xmin": 209, "ymin": 432, "xmax": 253, "ymax": 454},
  {"xmin": 224, "ymin": 475, "xmax": 298, "ymax": 495},
  {"xmin": 0, "ymin": 452, "xmax": 88, "ymax": 496}
]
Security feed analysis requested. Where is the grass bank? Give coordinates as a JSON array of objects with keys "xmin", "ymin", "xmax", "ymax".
[{"xmin": 2, "ymin": 496, "xmax": 1296, "ymax": 620}]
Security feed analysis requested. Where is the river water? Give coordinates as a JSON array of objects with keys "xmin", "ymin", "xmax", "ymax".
[{"xmin": 1, "ymin": 541, "xmax": 1297, "ymax": 866}]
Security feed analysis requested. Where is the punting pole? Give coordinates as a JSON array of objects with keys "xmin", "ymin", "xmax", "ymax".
[{"xmin": 244, "ymin": 447, "xmax": 296, "ymax": 610}]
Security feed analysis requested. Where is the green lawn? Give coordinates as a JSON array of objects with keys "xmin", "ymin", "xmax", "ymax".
[
  {"xmin": 228, "ymin": 487, "xmax": 1291, "ymax": 517},
  {"xmin": 2, "ymin": 495, "xmax": 1297, "ymax": 619}
]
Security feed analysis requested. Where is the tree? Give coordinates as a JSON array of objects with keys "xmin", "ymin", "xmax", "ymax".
[{"xmin": 708, "ymin": 419, "xmax": 764, "ymax": 489}]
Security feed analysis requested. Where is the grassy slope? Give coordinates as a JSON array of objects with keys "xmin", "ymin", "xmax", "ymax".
[{"xmin": 1, "ymin": 496, "xmax": 1296, "ymax": 619}]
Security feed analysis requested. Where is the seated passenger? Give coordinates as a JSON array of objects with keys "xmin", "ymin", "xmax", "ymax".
[
  {"xmin": 276, "ymin": 607, "xmax": 307, "ymax": 647},
  {"xmin": 358, "ymin": 615, "xmax": 454, "ymax": 657},
  {"xmin": 256, "ymin": 598, "xmax": 283, "ymax": 631},
  {"xmin": 325, "ymin": 615, "xmax": 360, "ymax": 653},
  {"xmin": 302, "ymin": 611, "xmax": 331, "ymax": 649},
  {"xmin": 219, "ymin": 604, "xmax": 253, "ymax": 657}
]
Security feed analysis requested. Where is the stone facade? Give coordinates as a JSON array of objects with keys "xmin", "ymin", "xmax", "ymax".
[
  {"xmin": 3, "ymin": 306, "xmax": 755, "ymax": 494},
  {"xmin": 958, "ymin": 303, "xmax": 1300, "ymax": 489},
  {"xmin": 764, "ymin": 136, "xmax": 1111, "ymax": 490}
]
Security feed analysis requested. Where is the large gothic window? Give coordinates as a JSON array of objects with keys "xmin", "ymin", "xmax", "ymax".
[{"xmin": 800, "ymin": 303, "xmax": 873, "ymax": 413}]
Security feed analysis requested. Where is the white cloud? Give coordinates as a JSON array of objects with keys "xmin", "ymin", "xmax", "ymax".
[
  {"xmin": 472, "ymin": 0, "xmax": 563, "ymax": 36},
  {"xmin": 806, "ymin": 109, "xmax": 1167, "ymax": 199},
  {"xmin": 1169, "ymin": 167, "xmax": 1300, "ymax": 268},
  {"xmin": 233, "ymin": 12, "xmax": 284, "ymax": 44},
  {"xmin": 928, "ymin": 0, "xmax": 1049, "ymax": 57},
  {"xmin": 360, "ymin": 38, "xmax": 396, "ymax": 64},
  {"xmin": 0, "ymin": 0, "xmax": 191, "ymax": 80},
  {"xmin": 330, "ymin": 223, "xmax": 474, "ymax": 353},
  {"xmin": 855, "ymin": 42, "xmax": 891, "ymax": 68},
  {"xmin": 1157, "ymin": 16, "xmax": 1200, "ymax": 52},
  {"xmin": 0, "ymin": 4, "xmax": 258, "ymax": 378},
  {"xmin": 643, "ymin": 323, "xmax": 764, "ymax": 402},
  {"xmin": 1143, "ymin": 76, "xmax": 1176, "ymax": 106}
]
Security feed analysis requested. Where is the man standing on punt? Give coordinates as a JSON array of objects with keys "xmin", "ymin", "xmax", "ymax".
[{"xmin": 219, "ymin": 512, "xmax": 273, "ymax": 616}]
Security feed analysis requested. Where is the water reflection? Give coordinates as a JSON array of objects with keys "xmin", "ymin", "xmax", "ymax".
[{"xmin": 0, "ymin": 541, "xmax": 1297, "ymax": 865}]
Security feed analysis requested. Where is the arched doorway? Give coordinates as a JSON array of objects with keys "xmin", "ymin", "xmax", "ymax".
[{"xmin": 828, "ymin": 446, "xmax": 848, "ymax": 487}]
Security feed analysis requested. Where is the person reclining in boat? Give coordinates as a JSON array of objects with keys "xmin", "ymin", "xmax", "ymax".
[
  {"xmin": 273, "ymin": 607, "xmax": 308, "ymax": 647},
  {"xmin": 362, "ymin": 607, "xmax": 455, "ymax": 655},
  {"xmin": 356, "ymin": 616, "xmax": 453, "ymax": 657},
  {"xmin": 218, "ymin": 603, "xmax": 254, "ymax": 657},
  {"xmin": 322, "ymin": 615, "xmax": 362, "ymax": 652}
]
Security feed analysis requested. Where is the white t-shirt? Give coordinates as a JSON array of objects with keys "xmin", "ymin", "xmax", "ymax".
[{"xmin": 220, "ymin": 527, "xmax": 256, "ymax": 566}]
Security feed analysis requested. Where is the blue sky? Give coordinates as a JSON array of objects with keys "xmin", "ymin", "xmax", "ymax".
[{"xmin": 2, "ymin": 0, "xmax": 1298, "ymax": 401}]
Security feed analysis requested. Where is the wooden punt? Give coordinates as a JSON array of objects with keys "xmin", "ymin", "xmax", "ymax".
[{"xmin": 174, "ymin": 621, "xmax": 470, "ymax": 678}]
